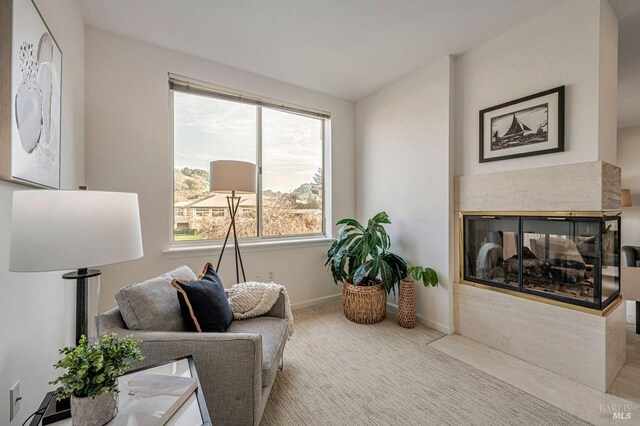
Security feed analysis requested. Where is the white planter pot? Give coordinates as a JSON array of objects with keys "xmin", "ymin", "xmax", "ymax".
[{"xmin": 70, "ymin": 391, "xmax": 118, "ymax": 426}]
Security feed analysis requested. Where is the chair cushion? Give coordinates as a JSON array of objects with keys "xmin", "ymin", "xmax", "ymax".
[
  {"xmin": 227, "ymin": 316, "xmax": 288, "ymax": 387},
  {"xmin": 172, "ymin": 263, "xmax": 233, "ymax": 333},
  {"xmin": 115, "ymin": 265, "xmax": 196, "ymax": 331}
]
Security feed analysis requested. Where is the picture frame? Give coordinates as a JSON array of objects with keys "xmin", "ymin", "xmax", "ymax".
[
  {"xmin": 479, "ymin": 86, "xmax": 564, "ymax": 163},
  {"xmin": 0, "ymin": 0, "xmax": 62, "ymax": 189}
]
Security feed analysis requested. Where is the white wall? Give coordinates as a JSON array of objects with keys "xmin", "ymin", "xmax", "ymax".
[
  {"xmin": 455, "ymin": 0, "xmax": 618, "ymax": 176},
  {"xmin": 0, "ymin": 0, "xmax": 85, "ymax": 424},
  {"xmin": 355, "ymin": 56, "xmax": 454, "ymax": 334},
  {"xmin": 353, "ymin": 0, "xmax": 619, "ymax": 334},
  {"xmin": 597, "ymin": 0, "xmax": 618, "ymax": 164},
  {"xmin": 84, "ymin": 27, "xmax": 355, "ymax": 311},
  {"xmin": 618, "ymin": 125, "xmax": 640, "ymax": 246}
]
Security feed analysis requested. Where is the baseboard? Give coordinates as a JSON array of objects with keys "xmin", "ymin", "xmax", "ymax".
[
  {"xmin": 387, "ymin": 302, "xmax": 452, "ymax": 334},
  {"xmin": 292, "ymin": 293, "xmax": 341, "ymax": 310}
]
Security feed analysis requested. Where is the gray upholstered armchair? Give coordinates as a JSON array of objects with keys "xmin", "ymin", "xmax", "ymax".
[
  {"xmin": 98, "ymin": 293, "xmax": 288, "ymax": 426},
  {"xmin": 622, "ymin": 246, "xmax": 640, "ymax": 268},
  {"xmin": 621, "ymin": 245, "xmax": 640, "ymax": 334}
]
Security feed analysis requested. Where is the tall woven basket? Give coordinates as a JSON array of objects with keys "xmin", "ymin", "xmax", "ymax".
[
  {"xmin": 398, "ymin": 279, "xmax": 417, "ymax": 328},
  {"xmin": 342, "ymin": 281, "xmax": 387, "ymax": 324}
]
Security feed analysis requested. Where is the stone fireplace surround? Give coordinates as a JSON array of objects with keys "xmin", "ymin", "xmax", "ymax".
[{"xmin": 453, "ymin": 161, "xmax": 626, "ymax": 393}]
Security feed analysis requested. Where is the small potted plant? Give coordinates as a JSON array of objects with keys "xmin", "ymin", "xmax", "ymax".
[
  {"xmin": 326, "ymin": 212, "xmax": 407, "ymax": 324},
  {"xmin": 50, "ymin": 334, "xmax": 143, "ymax": 426},
  {"xmin": 398, "ymin": 266, "xmax": 439, "ymax": 328}
]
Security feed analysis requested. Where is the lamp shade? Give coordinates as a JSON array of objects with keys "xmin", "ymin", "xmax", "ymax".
[
  {"xmin": 209, "ymin": 160, "xmax": 256, "ymax": 194},
  {"xmin": 9, "ymin": 190, "xmax": 143, "ymax": 272},
  {"xmin": 622, "ymin": 189, "xmax": 632, "ymax": 208}
]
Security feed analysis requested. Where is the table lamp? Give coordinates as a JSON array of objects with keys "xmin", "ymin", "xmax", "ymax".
[
  {"xmin": 209, "ymin": 160, "xmax": 256, "ymax": 283},
  {"xmin": 9, "ymin": 188, "xmax": 143, "ymax": 343},
  {"xmin": 622, "ymin": 189, "xmax": 632, "ymax": 208}
]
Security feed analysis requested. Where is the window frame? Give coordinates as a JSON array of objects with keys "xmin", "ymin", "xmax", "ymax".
[{"xmin": 168, "ymin": 76, "xmax": 330, "ymax": 248}]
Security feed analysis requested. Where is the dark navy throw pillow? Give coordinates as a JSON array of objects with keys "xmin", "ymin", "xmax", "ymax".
[{"xmin": 172, "ymin": 263, "xmax": 233, "ymax": 332}]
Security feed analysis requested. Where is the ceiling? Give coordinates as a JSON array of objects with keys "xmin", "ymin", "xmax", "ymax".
[
  {"xmin": 78, "ymin": 0, "xmax": 640, "ymax": 128},
  {"xmin": 78, "ymin": 0, "xmax": 568, "ymax": 101}
]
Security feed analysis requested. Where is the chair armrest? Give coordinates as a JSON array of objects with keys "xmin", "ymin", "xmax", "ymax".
[
  {"xmin": 264, "ymin": 292, "xmax": 287, "ymax": 319},
  {"xmin": 105, "ymin": 324, "xmax": 263, "ymax": 426},
  {"xmin": 622, "ymin": 246, "xmax": 640, "ymax": 267}
]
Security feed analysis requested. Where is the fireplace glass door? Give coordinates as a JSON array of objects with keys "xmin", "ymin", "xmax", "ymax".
[
  {"xmin": 463, "ymin": 216, "xmax": 520, "ymax": 289},
  {"xmin": 601, "ymin": 217, "xmax": 620, "ymax": 305},
  {"xmin": 521, "ymin": 217, "xmax": 600, "ymax": 305},
  {"xmin": 463, "ymin": 214, "xmax": 620, "ymax": 310}
]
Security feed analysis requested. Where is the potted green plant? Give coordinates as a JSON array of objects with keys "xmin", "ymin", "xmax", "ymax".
[
  {"xmin": 326, "ymin": 212, "xmax": 407, "ymax": 324},
  {"xmin": 397, "ymin": 266, "xmax": 439, "ymax": 328},
  {"xmin": 50, "ymin": 334, "xmax": 143, "ymax": 426}
]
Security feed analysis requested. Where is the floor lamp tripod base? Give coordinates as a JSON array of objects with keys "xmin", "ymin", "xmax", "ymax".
[{"xmin": 215, "ymin": 194, "xmax": 247, "ymax": 283}]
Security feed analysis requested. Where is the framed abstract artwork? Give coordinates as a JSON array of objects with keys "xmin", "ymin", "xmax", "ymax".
[
  {"xmin": 479, "ymin": 86, "xmax": 564, "ymax": 163},
  {"xmin": 1, "ymin": 0, "xmax": 62, "ymax": 188}
]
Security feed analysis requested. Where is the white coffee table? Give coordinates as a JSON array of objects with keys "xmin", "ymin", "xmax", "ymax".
[{"xmin": 34, "ymin": 357, "xmax": 211, "ymax": 425}]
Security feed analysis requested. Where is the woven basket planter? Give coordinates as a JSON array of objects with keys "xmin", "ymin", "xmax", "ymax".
[
  {"xmin": 342, "ymin": 281, "xmax": 387, "ymax": 324},
  {"xmin": 398, "ymin": 279, "xmax": 417, "ymax": 328}
]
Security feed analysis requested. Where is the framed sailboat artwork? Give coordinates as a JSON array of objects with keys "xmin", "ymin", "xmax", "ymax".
[{"xmin": 479, "ymin": 86, "xmax": 564, "ymax": 163}]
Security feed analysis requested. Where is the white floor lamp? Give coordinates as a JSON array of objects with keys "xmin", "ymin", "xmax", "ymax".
[
  {"xmin": 9, "ymin": 188, "xmax": 143, "ymax": 343},
  {"xmin": 209, "ymin": 160, "xmax": 256, "ymax": 283}
]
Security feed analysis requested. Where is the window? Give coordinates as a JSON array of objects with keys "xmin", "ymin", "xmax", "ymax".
[{"xmin": 171, "ymin": 77, "xmax": 328, "ymax": 243}]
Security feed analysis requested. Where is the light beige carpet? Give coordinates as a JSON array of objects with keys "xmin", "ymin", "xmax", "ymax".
[{"xmin": 261, "ymin": 300, "xmax": 588, "ymax": 426}]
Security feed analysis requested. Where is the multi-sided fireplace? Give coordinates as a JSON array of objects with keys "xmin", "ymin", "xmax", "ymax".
[{"xmin": 462, "ymin": 213, "xmax": 620, "ymax": 310}]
